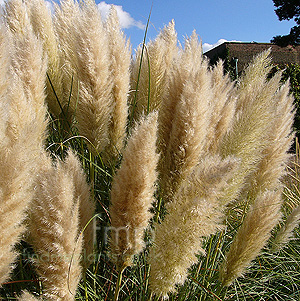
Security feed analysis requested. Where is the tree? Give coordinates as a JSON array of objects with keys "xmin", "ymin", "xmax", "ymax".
[{"xmin": 271, "ymin": 0, "xmax": 300, "ymax": 46}]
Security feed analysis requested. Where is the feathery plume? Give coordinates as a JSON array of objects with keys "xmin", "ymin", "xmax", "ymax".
[
  {"xmin": 0, "ymin": 16, "xmax": 47, "ymax": 284},
  {"xmin": 158, "ymin": 32, "xmax": 212, "ymax": 200},
  {"xmin": 130, "ymin": 20, "xmax": 178, "ymax": 119},
  {"xmin": 220, "ymin": 50, "xmax": 281, "ymax": 204},
  {"xmin": 18, "ymin": 291, "xmax": 40, "ymax": 301},
  {"xmin": 53, "ymin": 0, "xmax": 81, "ymax": 116},
  {"xmin": 25, "ymin": 0, "xmax": 63, "ymax": 117},
  {"xmin": 72, "ymin": 0, "xmax": 113, "ymax": 154},
  {"xmin": 109, "ymin": 112, "xmax": 159, "ymax": 270},
  {"xmin": 247, "ymin": 80, "xmax": 295, "ymax": 198},
  {"xmin": 28, "ymin": 153, "xmax": 83, "ymax": 300},
  {"xmin": 0, "ymin": 76, "xmax": 38, "ymax": 287},
  {"xmin": 0, "ymin": 25, "xmax": 11, "ymax": 99},
  {"xmin": 220, "ymin": 189, "xmax": 283, "ymax": 286},
  {"xmin": 63, "ymin": 150, "xmax": 94, "ymax": 268},
  {"xmin": 206, "ymin": 60, "xmax": 236, "ymax": 153},
  {"xmin": 3, "ymin": 0, "xmax": 31, "ymax": 35},
  {"xmin": 104, "ymin": 6, "xmax": 131, "ymax": 160},
  {"xmin": 272, "ymin": 204, "xmax": 300, "ymax": 251},
  {"xmin": 4, "ymin": 0, "xmax": 48, "ymax": 145},
  {"xmin": 149, "ymin": 155, "xmax": 239, "ymax": 298},
  {"xmin": 158, "ymin": 30, "xmax": 203, "ymax": 164}
]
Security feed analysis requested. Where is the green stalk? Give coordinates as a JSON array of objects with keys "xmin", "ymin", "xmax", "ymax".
[
  {"xmin": 90, "ymin": 152, "xmax": 95, "ymax": 194},
  {"xmin": 208, "ymin": 231, "xmax": 223, "ymax": 279},
  {"xmin": 113, "ymin": 267, "xmax": 125, "ymax": 301},
  {"xmin": 129, "ymin": 5, "xmax": 152, "ymax": 127}
]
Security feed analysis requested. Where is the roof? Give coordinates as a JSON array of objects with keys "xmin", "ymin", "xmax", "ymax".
[{"xmin": 204, "ymin": 42, "xmax": 300, "ymax": 70}]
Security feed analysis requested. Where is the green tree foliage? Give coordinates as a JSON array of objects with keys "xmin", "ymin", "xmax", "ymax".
[
  {"xmin": 283, "ymin": 64, "xmax": 300, "ymax": 134},
  {"xmin": 271, "ymin": 63, "xmax": 300, "ymax": 135},
  {"xmin": 271, "ymin": 0, "xmax": 300, "ymax": 46}
]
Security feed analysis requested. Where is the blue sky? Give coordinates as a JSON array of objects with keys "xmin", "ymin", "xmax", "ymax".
[
  {"xmin": 97, "ymin": 0, "xmax": 297, "ymax": 52},
  {"xmin": 0, "ymin": 0, "xmax": 296, "ymax": 52}
]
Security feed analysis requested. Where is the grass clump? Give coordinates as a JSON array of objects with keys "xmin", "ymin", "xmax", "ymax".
[{"xmin": 0, "ymin": 0, "xmax": 299, "ymax": 300}]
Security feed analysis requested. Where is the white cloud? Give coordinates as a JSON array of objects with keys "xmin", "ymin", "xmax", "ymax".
[
  {"xmin": 203, "ymin": 39, "xmax": 241, "ymax": 53},
  {"xmin": 45, "ymin": 0, "xmax": 55, "ymax": 15},
  {"xmin": 98, "ymin": 1, "xmax": 145, "ymax": 30}
]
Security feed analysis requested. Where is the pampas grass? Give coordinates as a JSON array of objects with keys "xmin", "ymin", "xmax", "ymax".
[
  {"xmin": 130, "ymin": 20, "xmax": 178, "ymax": 118},
  {"xmin": 71, "ymin": 0, "xmax": 113, "ymax": 154},
  {"xmin": 272, "ymin": 204, "xmax": 300, "ymax": 251},
  {"xmin": 149, "ymin": 155, "xmax": 238, "ymax": 298},
  {"xmin": 0, "ymin": 1, "xmax": 298, "ymax": 300},
  {"xmin": 220, "ymin": 189, "xmax": 283, "ymax": 286},
  {"xmin": 0, "ymin": 9, "xmax": 48, "ymax": 285},
  {"xmin": 158, "ymin": 32, "xmax": 213, "ymax": 201},
  {"xmin": 63, "ymin": 150, "xmax": 94, "ymax": 267},
  {"xmin": 28, "ymin": 152, "xmax": 83, "ymax": 300},
  {"xmin": 104, "ymin": 6, "xmax": 130, "ymax": 160},
  {"xmin": 109, "ymin": 112, "xmax": 159, "ymax": 270},
  {"xmin": 25, "ymin": 0, "xmax": 63, "ymax": 117},
  {"xmin": 53, "ymin": 0, "xmax": 81, "ymax": 115}
]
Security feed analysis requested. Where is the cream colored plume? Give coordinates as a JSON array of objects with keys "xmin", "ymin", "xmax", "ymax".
[
  {"xmin": 53, "ymin": 0, "xmax": 81, "ymax": 114},
  {"xmin": 149, "ymin": 155, "xmax": 239, "ymax": 298},
  {"xmin": 109, "ymin": 112, "xmax": 159, "ymax": 270},
  {"xmin": 0, "ymin": 15, "xmax": 47, "ymax": 285},
  {"xmin": 0, "ymin": 25, "xmax": 11, "ymax": 100},
  {"xmin": 158, "ymin": 30, "xmax": 204, "ymax": 165},
  {"xmin": 130, "ymin": 20, "xmax": 178, "ymax": 119},
  {"xmin": 220, "ymin": 190, "xmax": 282, "ymax": 286},
  {"xmin": 206, "ymin": 60, "xmax": 236, "ymax": 153},
  {"xmin": 4, "ymin": 0, "xmax": 48, "ymax": 145},
  {"xmin": 158, "ymin": 32, "xmax": 213, "ymax": 201},
  {"xmin": 104, "ymin": 6, "xmax": 131, "ymax": 160},
  {"xmin": 25, "ymin": 0, "xmax": 63, "ymax": 117},
  {"xmin": 219, "ymin": 51, "xmax": 295, "ymax": 286},
  {"xmin": 63, "ymin": 150, "xmax": 94, "ymax": 268},
  {"xmin": 71, "ymin": 0, "xmax": 113, "ymax": 154},
  {"xmin": 28, "ymin": 153, "xmax": 83, "ymax": 300},
  {"xmin": 247, "ymin": 80, "xmax": 295, "ymax": 198},
  {"xmin": 272, "ymin": 204, "xmax": 300, "ymax": 251},
  {"xmin": 220, "ymin": 50, "xmax": 281, "ymax": 205}
]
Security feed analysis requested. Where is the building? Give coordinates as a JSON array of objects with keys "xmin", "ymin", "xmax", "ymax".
[{"xmin": 204, "ymin": 42, "xmax": 300, "ymax": 77}]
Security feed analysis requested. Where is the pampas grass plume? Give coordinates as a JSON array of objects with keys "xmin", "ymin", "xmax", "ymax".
[
  {"xmin": 131, "ymin": 20, "xmax": 178, "ymax": 118},
  {"xmin": 104, "ymin": 6, "xmax": 130, "ymax": 159},
  {"xmin": 149, "ymin": 155, "xmax": 239, "ymax": 298},
  {"xmin": 272, "ymin": 204, "xmax": 300, "ymax": 251},
  {"xmin": 109, "ymin": 112, "xmax": 159, "ymax": 270},
  {"xmin": 63, "ymin": 150, "xmax": 94, "ymax": 267},
  {"xmin": 28, "ymin": 153, "xmax": 83, "ymax": 300},
  {"xmin": 220, "ymin": 189, "xmax": 283, "ymax": 286},
  {"xmin": 158, "ymin": 33, "xmax": 212, "ymax": 200},
  {"xmin": 26, "ymin": 0, "xmax": 63, "ymax": 117},
  {"xmin": 72, "ymin": 0, "xmax": 113, "ymax": 154}
]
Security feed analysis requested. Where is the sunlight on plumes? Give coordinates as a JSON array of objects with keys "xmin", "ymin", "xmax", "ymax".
[
  {"xmin": 109, "ymin": 112, "xmax": 159, "ymax": 270},
  {"xmin": 150, "ymin": 155, "xmax": 239, "ymax": 298},
  {"xmin": 220, "ymin": 190, "xmax": 283, "ymax": 286},
  {"xmin": 28, "ymin": 153, "xmax": 83, "ymax": 300},
  {"xmin": 130, "ymin": 20, "xmax": 178, "ymax": 119},
  {"xmin": 63, "ymin": 150, "xmax": 94, "ymax": 269},
  {"xmin": 0, "ymin": 0, "xmax": 297, "ymax": 298},
  {"xmin": 25, "ymin": 0, "xmax": 63, "ymax": 117},
  {"xmin": 72, "ymin": 0, "xmax": 113, "ymax": 154},
  {"xmin": 104, "ymin": 6, "xmax": 131, "ymax": 160},
  {"xmin": 158, "ymin": 36, "xmax": 213, "ymax": 202}
]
